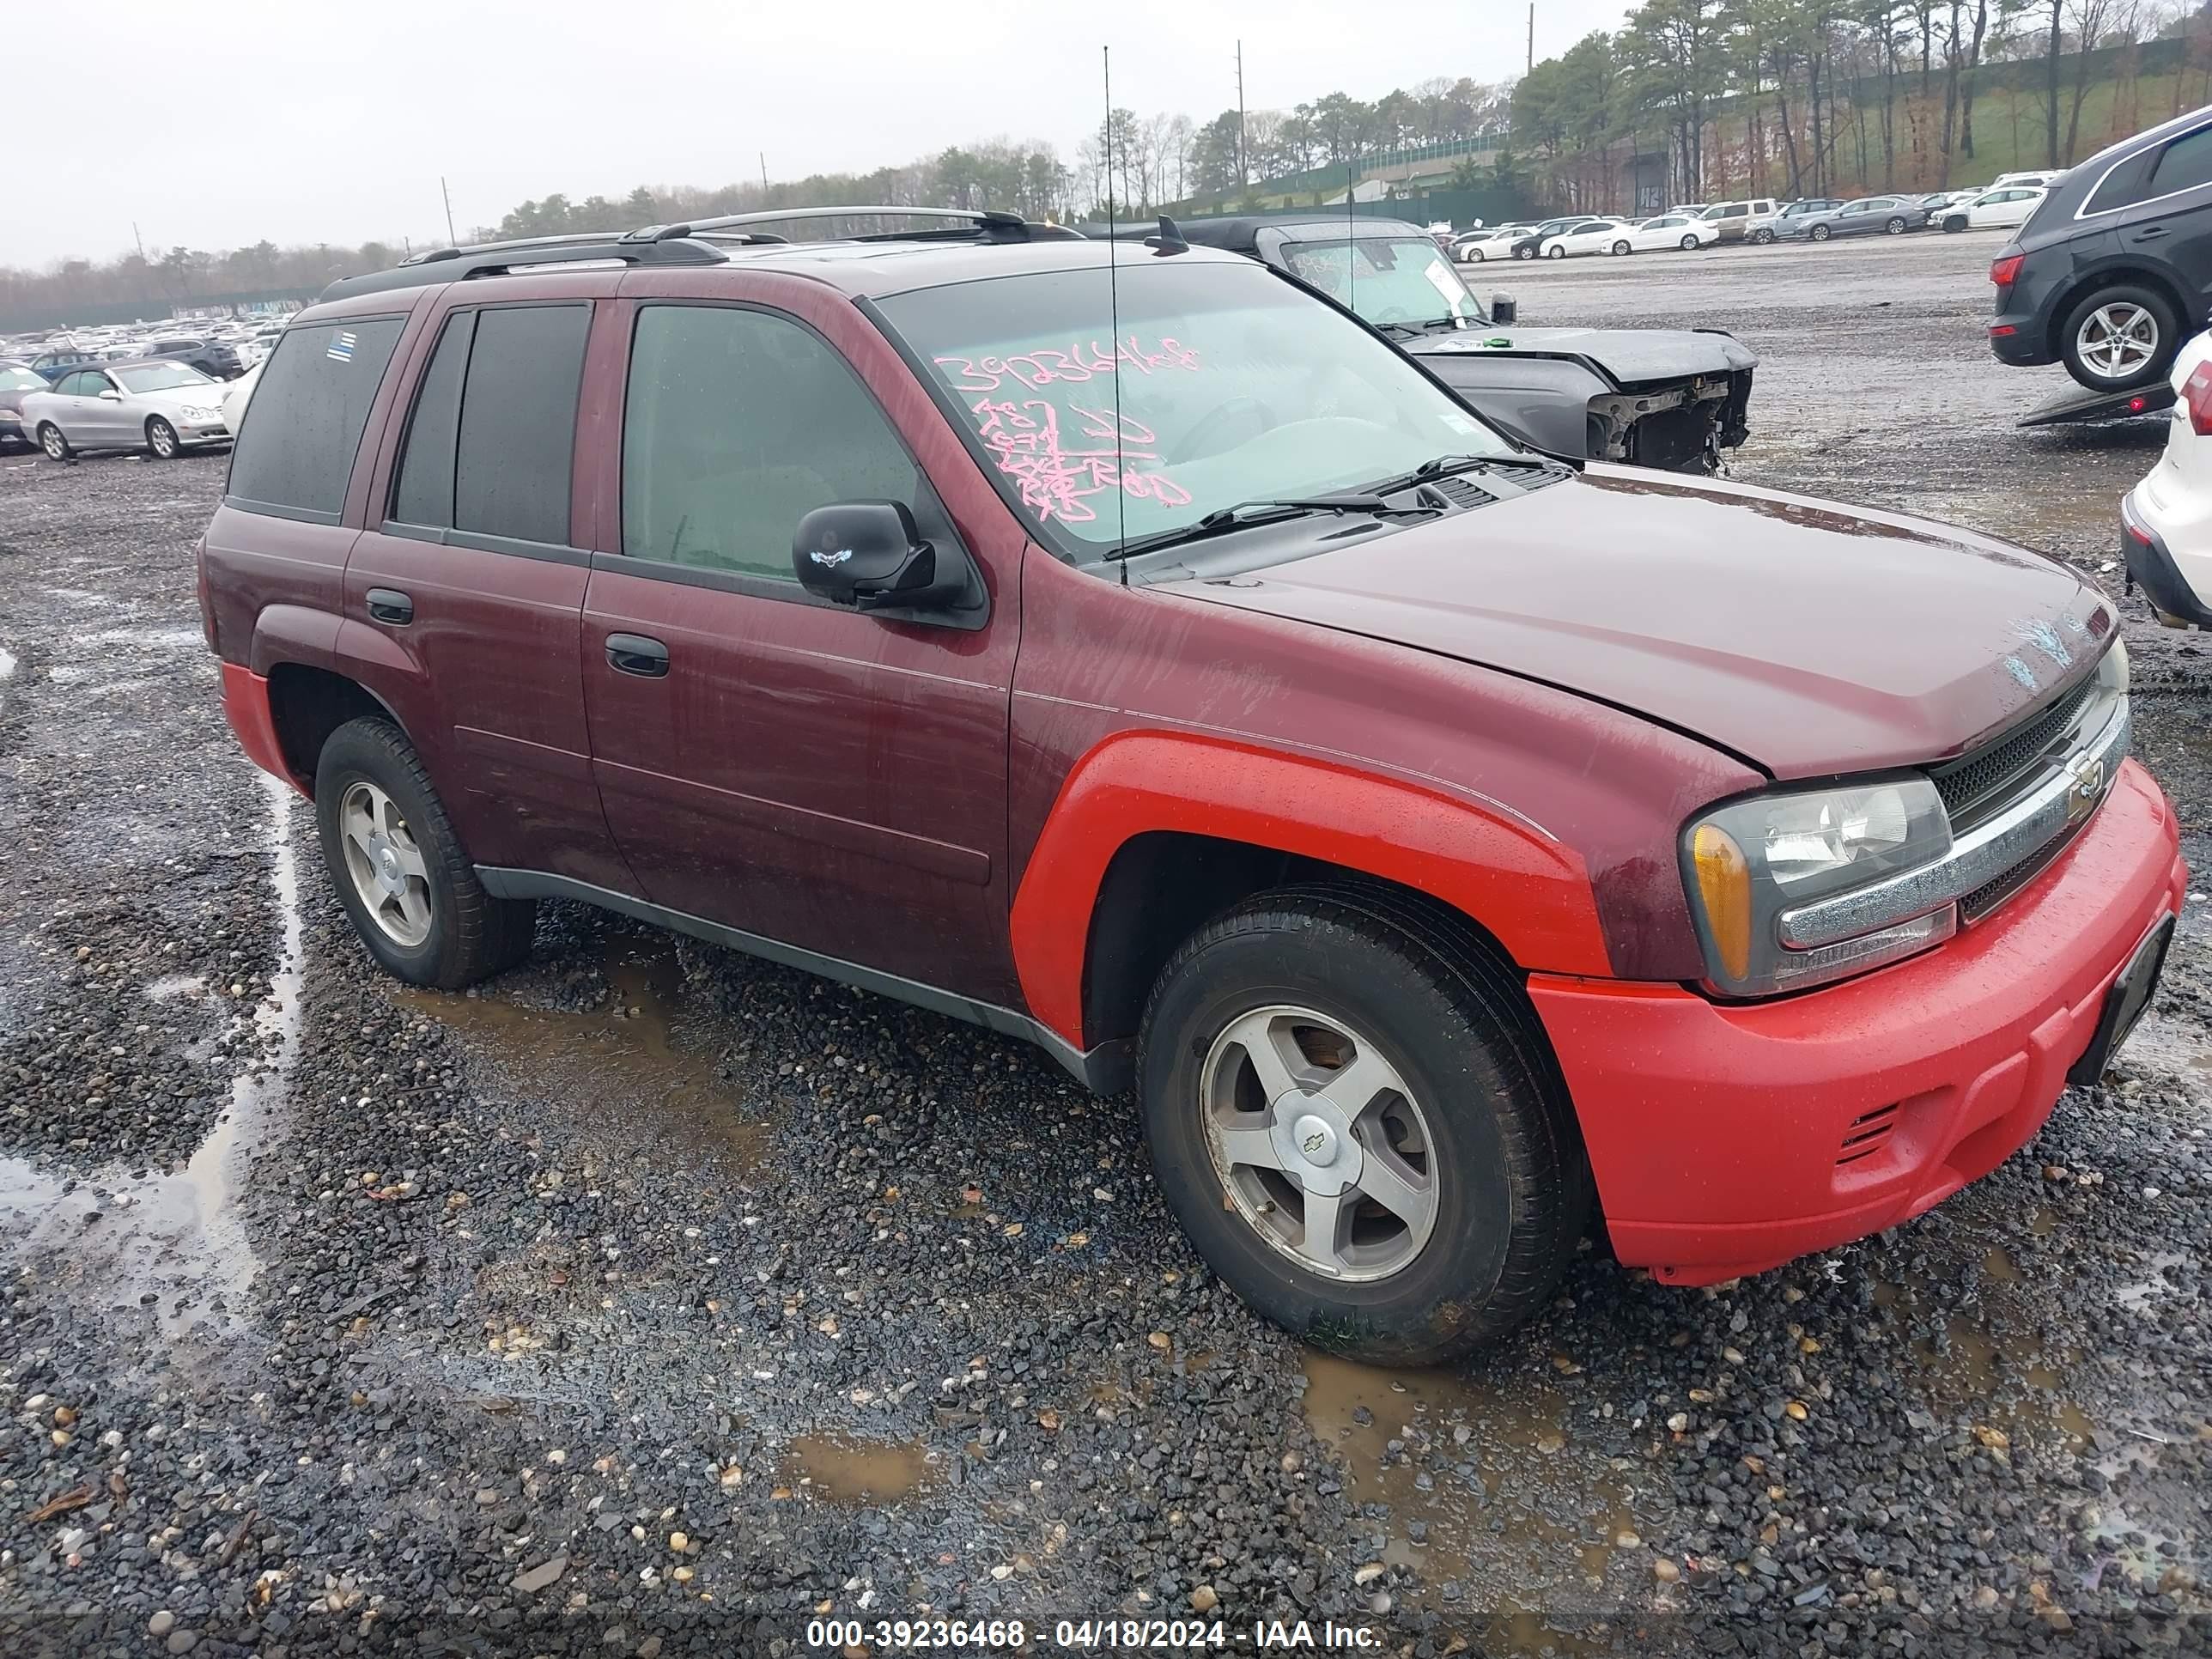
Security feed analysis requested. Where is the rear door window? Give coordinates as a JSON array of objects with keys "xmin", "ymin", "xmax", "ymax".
[
  {"xmin": 226, "ymin": 317, "xmax": 405, "ymax": 521},
  {"xmin": 387, "ymin": 303, "xmax": 590, "ymax": 549},
  {"xmin": 2148, "ymin": 125, "xmax": 2212, "ymax": 199}
]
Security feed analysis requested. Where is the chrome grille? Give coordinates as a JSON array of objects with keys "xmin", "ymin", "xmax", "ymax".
[{"xmin": 1931, "ymin": 677, "xmax": 2095, "ymax": 830}]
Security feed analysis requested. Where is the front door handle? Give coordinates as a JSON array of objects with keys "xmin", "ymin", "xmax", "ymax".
[
  {"xmin": 366, "ymin": 587, "xmax": 413, "ymax": 625},
  {"xmin": 2132, "ymin": 225, "xmax": 2170, "ymax": 240},
  {"xmin": 605, "ymin": 633, "xmax": 670, "ymax": 678}
]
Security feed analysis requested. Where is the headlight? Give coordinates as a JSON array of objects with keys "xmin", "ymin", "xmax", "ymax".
[{"xmin": 1682, "ymin": 776, "xmax": 1954, "ymax": 996}]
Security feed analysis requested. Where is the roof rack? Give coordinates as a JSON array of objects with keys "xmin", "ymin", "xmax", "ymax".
[
  {"xmin": 319, "ymin": 234, "xmax": 735, "ymax": 301},
  {"xmin": 629, "ymin": 205, "xmax": 1074, "ymax": 244},
  {"xmin": 317, "ymin": 206, "xmax": 1076, "ymax": 304}
]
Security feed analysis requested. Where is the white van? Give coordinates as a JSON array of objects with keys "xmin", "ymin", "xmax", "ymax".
[{"xmin": 1700, "ymin": 198, "xmax": 1782, "ymax": 244}]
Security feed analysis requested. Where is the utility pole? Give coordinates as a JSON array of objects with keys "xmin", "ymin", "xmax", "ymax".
[
  {"xmin": 441, "ymin": 177, "xmax": 457, "ymax": 246},
  {"xmin": 132, "ymin": 222, "xmax": 145, "ymax": 259},
  {"xmin": 759, "ymin": 152, "xmax": 769, "ymax": 191},
  {"xmin": 1236, "ymin": 40, "xmax": 1247, "ymax": 187},
  {"xmin": 1527, "ymin": 3, "xmax": 1534, "ymax": 75}
]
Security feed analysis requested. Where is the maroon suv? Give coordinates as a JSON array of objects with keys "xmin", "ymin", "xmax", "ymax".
[{"xmin": 200, "ymin": 209, "xmax": 2185, "ymax": 1364}]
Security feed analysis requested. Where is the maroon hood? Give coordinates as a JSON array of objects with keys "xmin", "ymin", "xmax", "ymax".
[{"xmin": 1155, "ymin": 466, "xmax": 2112, "ymax": 779}]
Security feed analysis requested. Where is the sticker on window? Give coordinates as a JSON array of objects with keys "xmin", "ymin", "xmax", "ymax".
[{"xmin": 326, "ymin": 331, "xmax": 357, "ymax": 364}]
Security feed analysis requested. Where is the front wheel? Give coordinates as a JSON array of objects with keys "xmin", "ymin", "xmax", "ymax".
[
  {"xmin": 2061, "ymin": 285, "xmax": 2179, "ymax": 391},
  {"xmin": 314, "ymin": 717, "xmax": 537, "ymax": 989},
  {"xmin": 1545, "ymin": 245, "xmax": 1566, "ymax": 259},
  {"xmin": 1750, "ymin": 228, "xmax": 1774, "ymax": 245},
  {"xmin": 1809, "ymin": 223, "xmax": 1832, "ymax": 241},
  {"xmin": 1611, "ymin": 240, "xmax": 1631, "ymax": 255},
  {"xmin": 1138, "ymin": 887, "xmax": 1589, "ymax": 1365},
  {"xmin": 1943, "ymin": 216, "xmax": 1966, "ymax": 233},
  {"xmin": 1468, "ymin": 247, "xmax": 1486, "ymax": 262},
  {"xmin": 146, "ymin": 416, "xmax": 179, "ymax": 459},
  {"xmin": 37, "ymin": 422, "xmax": 70, "ymax": 461},
  {"xmin": 1516, "ymin": 245, "xmax": 1536, "ymax": 260}
]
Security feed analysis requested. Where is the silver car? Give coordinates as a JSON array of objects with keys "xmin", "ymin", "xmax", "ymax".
[{"xmin": 19, "ymin": 360, "xmax": 233, "ymax": 460}]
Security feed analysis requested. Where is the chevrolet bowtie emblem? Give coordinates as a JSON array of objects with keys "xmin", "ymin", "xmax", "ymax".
[{"xmin": 2064, "ymin": 750, "xmax": 2106, "ymax": 823}]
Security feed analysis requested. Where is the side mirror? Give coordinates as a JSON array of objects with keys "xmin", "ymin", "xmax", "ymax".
[
  {"xmin": 793, "ymin": 500, "xmax": 964, "ymax": 611},
  {"xmin": 1490, "ymin": 294, "xmax": 1517, "ymax": 325},
  {"xmin": 98, "ymin": 389, "xmax": 122, "ymax": 401}
]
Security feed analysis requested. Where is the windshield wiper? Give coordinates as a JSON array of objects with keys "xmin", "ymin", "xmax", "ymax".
[
  {"xmin": 1109, "ymin": 493, "xmax": 1431, "ymax": 561},
  {"xmin": 1352, "ymin": 452, "xmax": 1553, "ymax": 495}
]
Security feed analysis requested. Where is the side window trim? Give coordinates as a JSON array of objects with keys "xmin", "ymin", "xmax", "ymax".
[
  {"xmin": 614, "ymin": 297, "xmax": 969, "ymax": 606},
  {"xmin": 2077, "ymin": 121, "xmax": 2212, "ymax": 219},
  {"xmin": 380, "ymin": 300, "xmax": 591, "ymax": 558}
]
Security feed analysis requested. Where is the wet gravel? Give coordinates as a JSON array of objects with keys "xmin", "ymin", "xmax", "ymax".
[{"xmin": 2, "ymin": 237, "xmax": 2209, "ymax": 1658}]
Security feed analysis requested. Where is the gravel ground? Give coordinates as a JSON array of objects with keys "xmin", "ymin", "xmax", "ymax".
[{"xmin": 1, "ymin": 233, "xmax": 2209, "ymax": 1659}]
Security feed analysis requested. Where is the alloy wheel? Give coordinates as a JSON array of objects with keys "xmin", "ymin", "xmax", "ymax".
[
  {"xmin": 1199, "ymin": 1004, "xmax": 1439, "ymax": 1282},
  {"xmin": 40, "ymin": 425, "xmax": 65, "ymax": 460},
  {"xmin": 338, "ymin": 779, "xmax": 433, "ymax": 946},
  {"xmin": 2075, "ymin": 303, "xmax": 2160, "ymax": 380},
  {"xmin": 149, "ymin": 420, "xmax": 177, "ymax": 459}
]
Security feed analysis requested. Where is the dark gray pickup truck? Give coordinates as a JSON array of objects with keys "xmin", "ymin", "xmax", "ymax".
[{"xmin": 1160, "ymin": 214, "xmax": 1756, "ymax": 473}]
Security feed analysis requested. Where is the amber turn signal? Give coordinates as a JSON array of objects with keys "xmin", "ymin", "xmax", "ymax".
[{"xmin": 1691, "ymin": 823, "xmax": 1752, "ymax": 984}]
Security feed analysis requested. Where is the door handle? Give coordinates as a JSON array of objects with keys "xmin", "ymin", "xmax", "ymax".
[
  {"xmin": 2133, "ymin": 225, "xmax": 2169, "ymax": 240},
  {"xmin": 365, "ymin": 587, "xmax": 413, "ymax": 625},
  {"xmin": 605, "ymin": 633, "xmax": 670, "ymax": 678}
]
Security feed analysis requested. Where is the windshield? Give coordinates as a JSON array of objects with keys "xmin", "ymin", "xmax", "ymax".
[
  {"xmin": 878, "ymin": 259, "xmax": 1516, "ymax": 557},
  {"xmin": 1277, "ymin": 235, "xmax": 1485, "ymax": 330},
  {"xmin": 113, "ymin": 362, "xmax": 214, "ymax": 392},
  {"xmin": 0, "ymin": 367, "xmax": 42, "ymax": 391}
]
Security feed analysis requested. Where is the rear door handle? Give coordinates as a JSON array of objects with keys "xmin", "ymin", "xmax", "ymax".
[
  {"xmin": 2133, "ymin": 225, "xmax": 2169, "ymax": 240},
  {"xmin": 605, "ymin": 633, "xmax": 670, "ymax": 678},
  {"xmin": 365, "ymin": 587, "xmax": 413, "ymax": 625}
]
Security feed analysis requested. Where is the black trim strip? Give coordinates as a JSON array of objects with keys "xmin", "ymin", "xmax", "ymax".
[
  {"xmin": 471, "ymin": 866, "xmax": 1132, "ymax": 1093},
  {"xmin": 375, "ymin": 520, "xmax": 592, "ymax": 566},
  {"xmin": 222, "ymin": 495, "xmax": 343, "ymax": 526}
]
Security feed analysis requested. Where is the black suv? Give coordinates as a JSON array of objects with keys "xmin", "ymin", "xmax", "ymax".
[
  {"xmin": 137, "ymin": 337, "xmax": 245, "ymax": 380},
  {"xmin": 1990, "ymin": 103, "xmax": 2212, "ymax": 391}
]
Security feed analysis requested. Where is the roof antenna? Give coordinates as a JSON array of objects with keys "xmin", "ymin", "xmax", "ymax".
[
  {"xmin": 1146, "ymin": 214, "xmax": 1190, "ymax": 255},
  {"xmin": 1103, "ymin": 45, "xmax": 1127, "ymax": 580}
]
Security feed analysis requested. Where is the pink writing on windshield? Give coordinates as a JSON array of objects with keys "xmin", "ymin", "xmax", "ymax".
[
  {"xmin": 970, "ymin": 397, "xmax": 1192, "ymax": 525},
  {"xmin": 936, "ymin": 337, "xmax": 1200, "ymax": 393}
]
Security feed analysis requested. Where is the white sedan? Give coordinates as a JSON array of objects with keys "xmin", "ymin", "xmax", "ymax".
[
  {"xmin": 20, "ymin": 359, "xmax": 234, "ymax": 460},
  {"xmin": 1540, "ymin": 214, "xmax": 1717, "ymax": 258},
  {"xmin": 1454, "ymin": 226, "xmax": 1529, "ymax": 262},
  {"xmin": 2120, "ymin": 330, "xmax": 2212, "ymax": 627},
  {"xmin": 1938, "ymin": 185, "xmax": 2047, "ymax": 233}
]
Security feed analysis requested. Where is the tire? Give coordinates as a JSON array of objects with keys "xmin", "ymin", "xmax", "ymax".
[
  {"xmin": 1515, "ymin": 245, "xmax": 1536, "ymax": 260},
  {"xmin": 1680, "ymin": 234, "xmax": 1699, "ymax": 250},
  {"xmin": 1469, "ymin": 247, "xmax": 1486, "ymax": 262},
  {"xmin": 313, "ymin": 717, "xmax": 537, "ymax": 990},
  {"xmin": 145, "ymin": 416, "xmax": 179, "ymax": 460},
  {"xmin": 1137, "ymin": 885, "xmax": 1590, "ymax": 1366},
  {"xmin": 1884, "ymin": 216, "xmax": 1907, "ymax": 234},
  {"xmin": 1545, "ymin": 244, "xmax": 1565, "ymax": 259},
  {"xmin": 2060, "ymin": 284, "xmax": 2179, "ymax": 392},
  {"xmin": 1943, "ymin": 216, "xmax": 1966, "ymax": 233},
  {"xmin": 1611, "ymin": 240, "xmax": 1632, "ymax": 255},
  {"xmin": 1810, "ymin": 222, "xmax": 1832, "ymax": 241},
  {"xmin": 37, "ymin": 422, "xmax": 70, "ymax": 461},
  {"xmin": 1750, "ymin": 228, "xmax": 1774, "ymax": 245}
]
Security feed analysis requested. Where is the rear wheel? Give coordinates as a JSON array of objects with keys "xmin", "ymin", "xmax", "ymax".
[
  {"xmin": 1884, "ymin": 216, "xmax": 1907, "ymax": 234},
  {"xmin": 2062, "ymin": 286, "xmax": 2179, "ymax": 391},
  {"xmin": 145, "ymin": 416, "xmax": 179, "ymax": 459},
  {"xmin": 37, "ymin": 422, "xmax": 70, "ymax": 461},
  {"xmin": 1680, "ymin": 234, "xmax": 1700, "ymax": 250},
  {"xmin": 313, "ymin": 717, "xmax": 536, "ymax": 989},
  {"xmin": 1138, "ymin": 886, "xmax": 1589, "ymax": 1365}
]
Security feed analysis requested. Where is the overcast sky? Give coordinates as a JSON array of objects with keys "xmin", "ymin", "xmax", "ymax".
[{"xmin": 8, "ymin": 0, "xmax": 1626, "ymax": 269}]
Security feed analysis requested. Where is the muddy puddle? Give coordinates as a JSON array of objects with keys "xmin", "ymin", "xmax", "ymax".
[
  {"xmin": 0, "ymin": 772, "xmax": 303, "ymax": 1341},
  {"xmin": 392, "ymin": 931, "xmax": 766, "ymax": 1168},
  {"xmin": 1302, "ymin": 1352, "xmax": 1635, "ymax": 1644},
  {"xmin": 1875, "ymin": 1272, "xmax": 2095, "ymax": 1452},
  {"xmin": 776, "ymin": 1431, "xmax": 938, "ymax": 1504}
]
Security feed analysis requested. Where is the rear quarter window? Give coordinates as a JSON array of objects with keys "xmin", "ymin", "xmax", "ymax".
[{"xmin": 226, "ymin": 318, "xmax": 404, "ymax": 521}]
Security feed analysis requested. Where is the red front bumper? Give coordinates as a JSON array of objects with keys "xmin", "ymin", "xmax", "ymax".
[{"xmin": 1529, "ymin": 758, "xmax": 2186, "ymax": 1285}]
